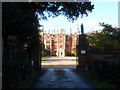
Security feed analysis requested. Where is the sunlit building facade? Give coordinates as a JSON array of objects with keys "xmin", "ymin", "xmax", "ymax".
[{"xmin": 40, "ymin": 29, "xmax": 80, "ymax": 57}]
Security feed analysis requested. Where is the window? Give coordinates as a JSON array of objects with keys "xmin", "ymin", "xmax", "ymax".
[
  {"xmin": 46, "ymin": 41, "xmax": 50, "ymax": 43},
  {"xmin": 60, "ymin": 41, "xmax": 62, "ymax": 43},
  {"xmin": 60, "ymin": 46, "xmax": 62, "ymax": 48},
  {"xmin": 47, "ymin": 36, "xmax": 50, "ymax": 39},
  {"xmin": 55, "ymin": 51, "xmax": 57, "ymax": 54},
  {"xmin": 74, "ymin": 41, "xmax": 77, "ymax": 44},
  {"xmin": 74, "ymin": 46, "xmax": 76, "ymax": 49},
  {"xmin": 66, "ymin": 36, "xmax": 69, "ymax": 39},
  {"xmin": 66, "ymin": 46, "xmax": 69, "ymax": 49},
  {"xmin": 66, "ymin": 41, "xmax": 69, "ymax": 44},
  {"xmin": 55, "ymin": 46, "xmax": 57, "ymax": 49},
  {"xmin": 74, "ymin": 36, "xmax": 77, "ymax": 40},
  {"xmin": 46, "ymin": 46, "xmax": 50, "ymax": 49},
  {"xmin": 54, "ymin": 41, "xmax": 57, "ymax": 43},
  {"xmin": 60, "ymin": 36, "xmax": 63, "ymax": 39}
]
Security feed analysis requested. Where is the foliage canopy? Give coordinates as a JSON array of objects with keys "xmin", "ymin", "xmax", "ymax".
[
  {"xmin": 87, "ymin": 23, "xmax": 120, "ymax": 49},
  {"xmin": 3, "ymin": 2, "xmax": 94, "ymax": 43}
]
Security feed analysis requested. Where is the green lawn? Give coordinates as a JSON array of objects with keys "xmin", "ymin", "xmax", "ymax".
[
  {"xmin": 41, "ymin": 56, "xmax": 77, "ymax": 61},
  {"xmin": 73, "ymin": 59, "xmax": 78, "ymax": 61},
  {"xmin": 49, "ymin": 56, "xmax": 76, "ymax": 59},
  {"xmin": 41, "ymin": 58, "xmax": 49, "ymax": 61}
]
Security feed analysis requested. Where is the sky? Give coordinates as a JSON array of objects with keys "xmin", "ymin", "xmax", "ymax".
[{"xmin": 39, "ymin": 1, "xmax": 119, "ymax": 34}]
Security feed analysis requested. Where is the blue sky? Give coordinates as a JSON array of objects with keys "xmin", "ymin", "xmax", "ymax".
[{"xmin": 39, "ymin": 1, "xmax": 118, "ymax": 34}]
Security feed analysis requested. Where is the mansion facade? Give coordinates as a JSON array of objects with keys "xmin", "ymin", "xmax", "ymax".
[{"xmin": 40, "ymin": 29, "xmax": 80, "ymax": 57}]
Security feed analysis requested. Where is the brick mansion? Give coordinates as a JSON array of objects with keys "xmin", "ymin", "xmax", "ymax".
[{"xmin": 40, "ymin": 29, "xmax": 80, "ymax": 57}]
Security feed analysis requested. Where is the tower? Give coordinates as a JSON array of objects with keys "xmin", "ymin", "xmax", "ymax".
[
  {"xmin": 77, "ymin": 24, "xmax": 80, "ymax": 35},
  {"xmin": 70, "ymin": 28, "xmax": 72, "ymax": 34},
  {"xmin": 81, "ymin": 23, "xmax": 84, "ymax": 35},
  {"xmin": 60, "ymin": 29, "xmax": 65, "ymax": 34}
]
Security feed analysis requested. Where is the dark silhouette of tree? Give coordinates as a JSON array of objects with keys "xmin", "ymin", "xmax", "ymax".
[
  {"xmin": 3, "ymin": 2, "xmax": 94, "ymax": 43},
  {"xmin": 24, "ymin": 2, "xmax": 94, "ymax": 21}
]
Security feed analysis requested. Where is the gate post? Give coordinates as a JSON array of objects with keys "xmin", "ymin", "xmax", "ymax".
[{"xmin": 76, "ymin": 24, "xmax": 89, "ymax": 70}]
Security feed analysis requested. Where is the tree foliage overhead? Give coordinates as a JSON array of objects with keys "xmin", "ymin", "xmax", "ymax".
[
  {"xmin": 87, "ymin": 23, "xmax": 120, "ymax": 49},
  {"xmin": 3, "ymin": 2, "xmax": 94, "ymax": 35},
  {"xmin": 3, "ymin": 2, "xmax": 40, "ymax": 43},
  {"xmin": 3, "ymin": 2, "xmax": 94, "ymax": 44},
  {"xmin": 25, "ymin": 2, "xmax": 94, "ymax": 21}
]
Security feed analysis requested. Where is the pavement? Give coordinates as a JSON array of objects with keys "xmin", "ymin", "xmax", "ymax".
[
  {"xmin": 29, "ymin": 58, "xmax": 96, "ymax": 88},
  {"xmin": 30, "ymin": 69, "xmax": 95, "ymax": 88}
]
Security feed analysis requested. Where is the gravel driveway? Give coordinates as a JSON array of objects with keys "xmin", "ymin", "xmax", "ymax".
[{"xmin": 42, "ymin": 57, "xmax": 78, "ymax": 69}]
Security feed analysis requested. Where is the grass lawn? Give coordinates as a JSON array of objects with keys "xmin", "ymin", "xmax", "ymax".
[
  {"xmin": 49, "ymin": 56, "xmax": 76, "ymax": 59},
  {"xmin": 73, "ymin": 59, "xmax": 78, "ymax": 61},
  {"xmin": 41, "ymin": 58, "xmax": 49, "ymax": 61},
  {"xmin": 41, "ymin": 56, "xmax": 77, "ymax": 61},
  {"xmin": 50, "ymin": 56, "xmax": 74, "ymax": 58}
]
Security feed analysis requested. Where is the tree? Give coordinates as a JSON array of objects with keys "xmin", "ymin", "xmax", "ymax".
[
  {"xmin": 3, "ymin": 2, "xmax": 94, "ymax": 59},
  {"xmin": 26, "ymin": 2, "xmax": 94, "ymax": 21},
  {"xmin": 2, "ymin": 2, "xmax": 42, "ymax": 88},
  {"xmin": 3, "ymin": 2, "xmax": 94, "ymax": 47},
  {"xmin": 42, "ymin": 50, "xmax": 48, "ymax": 56},
  {"xmin": 71, "ymin": 48, "xmax": 77, "ymax": 56},
  {"xmin": 87, "ymin": 23, "xmax": 120, "ymax": 49}
]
